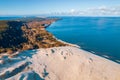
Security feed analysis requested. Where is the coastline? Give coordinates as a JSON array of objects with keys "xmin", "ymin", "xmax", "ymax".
[
  {"xmin": 0, "ymin": 18, "xmax": 118, "ymax": 63},
  {"xmin": 52, "ymin": 35, "xmax": 80, "ymax": 48},
  {"xmin": 0, "ymin": 18, "xmax": 120, "ymax": 80},
  {"xmin": 46, "ymin": 19, "xmax": 120, "ymax": 64},
  {"xmin": 50, "ymin": 32, "xmax": 120, "ymax": 64},
  {"xmin": 46, "ymin": 20, "xmax": 120, "ymax": 64},
  {"xmin": 0, "ymin": 18, "xmax": 119, "ymax": 64}
]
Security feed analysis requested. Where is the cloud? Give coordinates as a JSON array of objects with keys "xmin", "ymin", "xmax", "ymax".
[
  {"xmin": 70, "ymin": 9, "xmax": 75, "ymax": 13},
  {"xmin": 84, "ymin": 6, "xmax": 120, "ymax": 16},
  {"xmin": 50, "ymin": 6, "xmax": 120, "ymax": 16}
]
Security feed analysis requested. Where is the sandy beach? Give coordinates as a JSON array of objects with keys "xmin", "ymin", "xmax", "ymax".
[
  {"xmin": 0, "ymin": 46, "xmax": 120, "ymax": 80},
  {"xmin": 0, "ymin": 0, "xmax": 120, "ymax": 79}
]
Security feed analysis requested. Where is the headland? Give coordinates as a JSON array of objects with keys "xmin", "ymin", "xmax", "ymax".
[{"xmin": 0, "ymin": 17, "xmax": 120, "ymax": 80}]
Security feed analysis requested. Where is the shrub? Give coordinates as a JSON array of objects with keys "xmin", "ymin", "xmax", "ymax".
[{"xmin": 6, "ymin": 48, "xmax": 13, "ymax": 54}]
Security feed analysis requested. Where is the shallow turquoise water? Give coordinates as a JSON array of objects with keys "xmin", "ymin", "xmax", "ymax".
[{"xmin": 47, "ymin": 17, "xmax": 120, "ymax": 63}]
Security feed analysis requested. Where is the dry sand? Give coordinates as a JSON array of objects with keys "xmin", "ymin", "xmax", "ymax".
[{"xmin": 0, "ymin": 46, "xmax": 120, "ymax": 80}]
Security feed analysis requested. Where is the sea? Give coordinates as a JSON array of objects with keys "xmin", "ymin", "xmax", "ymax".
[
  {"xmin": 0, "ymin": 16, "xmax": 120, "ymax": 63},
  {"xmin": 47, "ymin": 17, "xmax": 120, "ymax": 63}
]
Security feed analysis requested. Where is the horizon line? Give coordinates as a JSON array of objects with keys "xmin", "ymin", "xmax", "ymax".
[{"xmin": 0, "ymin": 15, "xmax": 120, "ymax": 17}]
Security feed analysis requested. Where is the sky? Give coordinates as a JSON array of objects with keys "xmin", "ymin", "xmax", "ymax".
[{"xmin": 0, "ymin": 0, "xmax": 120, "ymax": 16}]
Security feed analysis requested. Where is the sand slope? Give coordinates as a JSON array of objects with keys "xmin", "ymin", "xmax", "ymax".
[{"xmin": 0, "ymin": 46, "xmax": 120, "ymax": 80}]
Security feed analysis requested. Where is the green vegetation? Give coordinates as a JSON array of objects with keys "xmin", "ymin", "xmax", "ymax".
[
  {"xmin": 0, "ymin": 21, "xmax": 27, "ymax": 53},
  {"xmin": 0, "ymin": 21, "xmax": 9, "ymax": 32},
  {"xmin": 0, "ymin": 18, "xmax": 67, "ymax": 54}
]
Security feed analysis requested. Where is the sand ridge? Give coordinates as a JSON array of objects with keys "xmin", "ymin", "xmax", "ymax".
[{"xmin": 0, "ymin": 46, "xmax": 120, "ymax": 80}]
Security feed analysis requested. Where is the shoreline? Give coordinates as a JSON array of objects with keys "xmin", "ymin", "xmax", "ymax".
[
  {"xmin": 50, "ymin": 33, "xmax": 120, "ymax": 64},
  {"xmin": 0, "ymin": 18, "xmax": 120, "ymax": 80},
  {"xmin": 0, "ymin": 18, "xmax": 120, "ymax": 63},
  {"xmin": 52, "ymin": 35, "xmax": 80, "ymax": 48},
  {"xmin": 46, "ymin": 20, "xmax": 120, "ymax": 64}
]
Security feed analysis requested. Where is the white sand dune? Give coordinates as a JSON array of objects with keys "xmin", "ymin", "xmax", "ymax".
[{"xmin": 0, "ymin": 46, "xmax": 120, "ymax": 80}]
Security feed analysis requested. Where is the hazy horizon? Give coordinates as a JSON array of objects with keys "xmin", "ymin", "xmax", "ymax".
[{"xmin": 0, "ymin": 0, "xmax": 120, "ymax": 16}]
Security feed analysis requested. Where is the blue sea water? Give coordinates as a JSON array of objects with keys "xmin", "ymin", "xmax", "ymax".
[
  {"xmin": 0, "ymin": 17, "xmax": 22, "ymax": 20},
  {"xmin": 0, "ymin": 16, "xmax": 120, "ymax": 63},
  {"xmin": 47, "ymin": 17, "xmax": 120, "ymax": 63}
]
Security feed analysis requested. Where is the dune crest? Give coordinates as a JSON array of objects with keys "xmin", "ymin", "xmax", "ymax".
[{"xmin": 0, "ymin": 46, "xmax": 120, "ymax": 80}]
